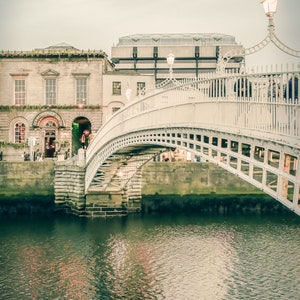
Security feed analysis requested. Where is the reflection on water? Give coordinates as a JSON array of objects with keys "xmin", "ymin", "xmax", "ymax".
[
  {"xmin": 104, "ymin": 226, "xmax": 236, "ymax": 299},
  {"xmin": 0, "ymin": 213, "xmax": 300, "ymax": 299}
]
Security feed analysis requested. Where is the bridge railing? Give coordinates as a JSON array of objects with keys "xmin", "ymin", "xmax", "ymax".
[{"xmin": 86, "ymin": 68, "xmax": 299, "ymax": 166}]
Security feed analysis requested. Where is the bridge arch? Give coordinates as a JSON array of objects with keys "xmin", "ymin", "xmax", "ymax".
[
  {"xmin": 56, "ymin": 68, "xmax": 300, "ymax": 216},
  {"xmin": 86, "ymin": 126, "xmax": 299, "ymax": 215}
]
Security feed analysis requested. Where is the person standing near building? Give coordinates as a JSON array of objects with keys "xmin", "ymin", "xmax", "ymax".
[{"xmin": 81, "ymin": 130, "xmax": 90, "ymax": 149}]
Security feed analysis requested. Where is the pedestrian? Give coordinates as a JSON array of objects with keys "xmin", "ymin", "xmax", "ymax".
[
  {"xmin": 23, "ymin": 152, "xmax": 30, "ymax": 161},
  {"xmin": 284, "ymin": 76, "xmax": 298, "ymax": 101}
]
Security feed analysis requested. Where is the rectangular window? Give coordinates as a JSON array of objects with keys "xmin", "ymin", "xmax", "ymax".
[
  {"xmin": 76, "ymin": 78, "xmax": 87, "ymax": 104},
  {"xmin": 112, "ymin": 81, "xmax": 121, "ymax": 95},
  {"xmin": 153, "ymin": 46, "xmax": 158, "ymax": 58},
  {"xmin": 133, "ymin": 47, "xmax": 137, "ymax": 58},
  {"xmin": 15, "ymin": 80, "xmax": 25, "ymax": 105},
  {"xmin": 195, "ymin": 46, "xmax": 200, "ymax": 58},
  {"xmin": 45, "ymin": 79, "xmax": 56, "ymax": 105},
  {"xmin": 137, "ymin": 82, "xmax": 146, "ymax": 95}
]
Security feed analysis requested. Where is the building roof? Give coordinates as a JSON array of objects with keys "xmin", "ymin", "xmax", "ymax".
[
  {"xmin": 44, "ymin": 42, "xmax": 80, "ymax": 51},
  {"xmin": 0, "ymin": 43, "xmax": 107, "ymax": 58},
  {"xmin": 116, "ymin": 33, "xmax": 238, "ymax": 46}
]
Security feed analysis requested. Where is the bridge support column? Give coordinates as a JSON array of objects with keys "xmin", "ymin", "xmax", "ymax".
[
  {"xmin": 85, "ymin": 190, "xmax": 127, "ymax": 217},
  {"xmin": 54, "ymin": 164, "xmax": 86, "ymax": 215}
]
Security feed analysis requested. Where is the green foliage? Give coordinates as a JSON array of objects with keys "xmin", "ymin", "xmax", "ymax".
[
  {"xmin": 0, "ymin": 105, "xmax": 101, "ymax": 111},
  {"xmin": 0, "ymin": 141, "xmax": 27, "ymax": 149}
]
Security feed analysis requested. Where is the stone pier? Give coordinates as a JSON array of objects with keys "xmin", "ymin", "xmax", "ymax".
[{"xmin": 54, "ymin": 149, "xmax": 143, "ymax": 217}]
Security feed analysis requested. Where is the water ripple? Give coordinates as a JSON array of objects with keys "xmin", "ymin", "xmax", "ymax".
[{"xmin": 0, "ymin": 215, "xmax": 299, "ymax": 299}]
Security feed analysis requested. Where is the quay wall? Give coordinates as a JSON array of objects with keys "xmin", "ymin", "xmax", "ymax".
[
  {"xmin": 0, "ymin": 161, "xmax": 287, "ymax": 215},
  {"xmin": 0, "ymin": 161, "xmax": 55, "ymax": 214},
  {"xmin": 141, "ymin": 162, "xmax": 286, "ymax": 214},
  {"xmin": 142, "ymin": 162, "xmax": 260, "ymax": 195}
]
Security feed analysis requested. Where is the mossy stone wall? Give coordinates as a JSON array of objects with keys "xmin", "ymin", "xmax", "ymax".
[
  {"xmin": 142, "ymin": 162, "xmax": 261, "ymax": 195},
  {"xmin": 0, "ymin": 162, "xmax": 55, "ymax": 215},
  {"xmin": 141, "ymin": 162, "xmax": 287, "ymax": 214}
]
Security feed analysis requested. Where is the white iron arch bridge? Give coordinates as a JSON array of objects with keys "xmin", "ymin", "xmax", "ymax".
[{"xmin": 55, "ymin": 66, "xmax": 300, "ymax": 216}]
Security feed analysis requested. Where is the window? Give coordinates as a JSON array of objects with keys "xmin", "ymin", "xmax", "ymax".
[
  {"xmin": 15, "ymin": 122, "xmax": 26, "ymax": 143},
  {"xmin": 46, "ymin": 79, "xmax": 56, "ymax": 105},
  {"xmin": 112, "ymin": 107, "xmax": 120, "ymax": 113},
  {"xmin": 41, "ymin": 69, "xmax": 60, "ymax": 105},
  {"xmin": 195, "ymin": 46, "xmax": 200, "ymax": 58},
  {"xmin": 133, "ymin": 47, "xmax": 137, "ymax": 58},
  {"xmin": 15, "ymin": 80, "xmax": 26, "ymax": 105},
  {"xmin": 72, "ymin": 73, "xmax": 89, "ymax": 105},
  {"xmin": 153, "ymin": 46, "xmax": 158, "ymax": 58},
  {"xmin": 137, "ymin": 82, "xmax": 146, "ymax": 95},
  {"xmin": 76, "ymin": 78, "xmax": 87, "ymax": 105},
  {"xmin": 112, "ymin": 81, "xmax": 121, "ymax": 95}
]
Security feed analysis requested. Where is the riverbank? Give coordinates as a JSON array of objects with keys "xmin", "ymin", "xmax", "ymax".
[
  {"xmin": 0, "ymin": 161, "xmax": 290, "ymax": 215},
  {"xmin": 141, "ymin": 162, "xmax": 289, "ymax": 214},
  {"xmin": 142, "ymin": 194, "xmax": 290, "ymax": 215}
]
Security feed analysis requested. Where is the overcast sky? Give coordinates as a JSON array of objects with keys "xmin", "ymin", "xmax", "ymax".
[{"xmin": 0, "ymin": 0, "xmax": 299, "ymax": 67}]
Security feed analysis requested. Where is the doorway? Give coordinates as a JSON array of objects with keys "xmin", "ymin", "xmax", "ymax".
[
  {"xmin": 45, "ymin": 130, "xmax": 56, "ymax": 158},
  {"xmin": 38, "ymin": 117, "xmax": 58, "ymax": 158},
  {"xmin": 72, "ymin": 117, "xmax": 91, "ymax": 155}
]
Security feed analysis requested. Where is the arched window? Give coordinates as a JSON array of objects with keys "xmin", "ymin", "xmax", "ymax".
[{"xmin": 15, "ymin": 122, "xmax": 26, "ymax": 143}]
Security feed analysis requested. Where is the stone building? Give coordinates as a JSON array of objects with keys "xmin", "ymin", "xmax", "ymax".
[
  {"xmin": 0, "ymin": 43, "xmax": 154, "ymax": 161},
  {"xmin": 111, "ymin": 33, "xmax": 244, "ymax": 80}
]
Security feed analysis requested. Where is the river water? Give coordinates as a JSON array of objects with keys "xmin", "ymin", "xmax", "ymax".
[{"xmin": 0, "ymin": 212, "xmax": 299, "ymax": 300}]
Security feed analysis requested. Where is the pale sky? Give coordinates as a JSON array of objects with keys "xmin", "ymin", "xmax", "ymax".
[{"xmin": 0, "ymin": 0, "xmax": 299, "ymax": 67}]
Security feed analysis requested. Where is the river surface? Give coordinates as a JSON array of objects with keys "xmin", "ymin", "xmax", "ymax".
[{"xmin": 0, "ymin": 212, "xmax": 299, "ymax": 300}]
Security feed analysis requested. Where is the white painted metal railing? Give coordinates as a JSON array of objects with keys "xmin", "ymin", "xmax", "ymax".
[
  {"xmin": 87, "ymin": 68, "xmax": 299, "ymax": 159},
  {"xmin": 85, "ymin": 67, "xmax": 299, "ymax": 207}
]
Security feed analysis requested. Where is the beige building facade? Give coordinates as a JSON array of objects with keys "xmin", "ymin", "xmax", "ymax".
[
  {"xmin": 0, "ymin": 43, "xmax": 153, "ymax": 161},
  {"xmin": 103, "ymin": 71, "xmax": 155, "ymax": 121}
]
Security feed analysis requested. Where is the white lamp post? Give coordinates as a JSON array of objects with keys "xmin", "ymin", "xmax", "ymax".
[
  {"xmin": 167, "ymin": 52, "xmax": 175, "ymax": 78},
  {"xmin": 217, "ymin": 0, "xmax": 299, "ymax": 73}
]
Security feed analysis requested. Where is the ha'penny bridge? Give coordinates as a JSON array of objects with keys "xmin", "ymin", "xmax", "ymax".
[{"xmin": 54, "ymin": 67, "xmax": 300, "ymax": 217}]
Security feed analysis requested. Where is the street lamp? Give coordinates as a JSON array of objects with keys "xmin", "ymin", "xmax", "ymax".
[
  {"xmin": 167, "ymin": 52, "xmax": 175, "ymax": 78},
  {"xmin": 217, "ymin": 0, "xmax": 300, "ymax": 73},
  {"xmin": 261, "ymin": 0, "xmax": 277, "ymax": 33},
  {"xmin": 261, "ymin": 0, "xmax": 278, "ymax": 17}
]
